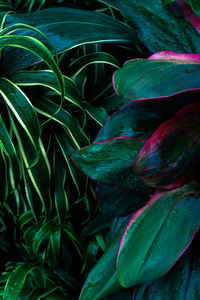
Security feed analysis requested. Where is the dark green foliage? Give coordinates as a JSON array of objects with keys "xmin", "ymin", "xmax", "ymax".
[{"xmin": 0, "ymin": 0, "xmax": 200, "ymax": 299}]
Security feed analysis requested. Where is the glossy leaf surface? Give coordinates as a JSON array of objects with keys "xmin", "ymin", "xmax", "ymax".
[
  {"xmin": 133, "ymin": 103, "xmax": 200, "ymax": 187},
  {"xmin": 71, "ymin": 137, "xmax": 147, "ymax": 190},
  {"xmin": 94, "ymin": 100, "xmax": 170, "ymax": 142},
  {"xmin": 117, "ymin": 0, "xmax": 200, "ymax": 53},
  {"xmin": 133, "ymin": 233, "xmax": 200, "ymax": 299},
  {"xmin": 113, "ymin": 51, "xmax": 200, "ymax": 101},
  {"xmin": 2, "ymin": 7, "xmax": 135, "ymax": 73},
  {"xmin": 117, "ymin": 182, "xmax": 200, "ymax": 288},
  {"xmin": 80, "ymin": 216, "xmax": 131, "ymax": 300}
]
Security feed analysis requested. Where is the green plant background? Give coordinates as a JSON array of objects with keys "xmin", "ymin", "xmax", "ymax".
[{"xmin": 0, "ymin": 0, "xmax": 199, "ymax": 299}]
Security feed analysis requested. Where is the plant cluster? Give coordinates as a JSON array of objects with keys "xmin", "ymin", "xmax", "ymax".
[{"xmin": 0, "ymin": 0, "xmax": 199, "ymax": 299}]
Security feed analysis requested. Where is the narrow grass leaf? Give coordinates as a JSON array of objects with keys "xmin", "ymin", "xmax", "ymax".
[
  {"xmin": 0, "ymin": 77, "xmax": 40, "ymax": 166},
  {"xmin": 10, "ymin": 70, "xmax": 82, "ymax": 109},
  {"xmin": 53, "ymin": 144, "xmax": 68, "ymax": 224},
  {"xmin": 0, "ymin": 115, "xmax": 21, "ymax": 189},
  {"xmin": 69, "ymin": 52, "xmax": 119, "ymax": 77},
  {"xmin": 2, "ymin": 7, "xmax": 136, "ymax": 72}
]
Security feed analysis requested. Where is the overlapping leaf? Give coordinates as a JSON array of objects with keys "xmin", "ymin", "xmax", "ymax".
[
  {"xmin": 0, "ymin": 78, "xmax": 40, "ymax": 166},
  {"xmin": 1, "ymin": 7, "xmax": 136, "ymax": 73},
  {"xmin": 133, "ymin": 102, "xmax": 200, "ymax": 187},
  {"xmin": 133, "ymin": 238, "xmax": 200, "ymax": 299},
  {"xmin": 96, "ymin": 184, "xmax": 148, "ymax": 217},
  {"xmin": 0, "ymin": 115, "xmax": 21, "ymax": 190},
  {"xmin": 94, "ymin": 99, "xmax": 171, "ymax": 142},
  {"xmin": 117, "ymin": 0, "xmax": 200, "ymax": 53},
  {"xmin": 113, "ymin": 51, "xmax": 200, "ymax": 101},
  {"xmin": 79, "ymin": 216, "xmax": 131, "ymax": 300},
  {"xmin": 71, "ymin": 137, "xmax": 148, "ymax": 191},
  {"xmin": 10, "ymin": 70, "xmax": 81, "ymax": 109},
  {"xmin": 117, "ymin": 182, "xmax": 200, "ymax": 288}
]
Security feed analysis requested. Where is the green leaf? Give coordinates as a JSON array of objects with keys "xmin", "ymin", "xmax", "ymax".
[
  {"xmin": 0, "ymin": 149, "xmax": 7, "ymax": 203},
  {"xmin": 82, "ymin": 102, "xmax": 109, "ymax": 126},
  {"xmin": 97, "ymin": 184, "xmax": 148, "ymax": 217},
  {"xmin": 2, "ymin": 7, "xmax": 136, "ymax": 73},
  {"xmin": 117, "ymin": 182, "xmax": 200, "ymax": 288},
  {"xmin": 113, "ymin": 51, "xmax": 200, "ymax": 101},
  {"xmin": 71, "ymin": 137, "xmax": 149, "ymax": 191},
  {"xmin": 33, "ymin": 96, "xmax": 88, "ymax": 149},
  {"xmin": 54, "ymin": 127, "xmax": 87, "ymax": 197},
  {"xmin": 94, "ymin": 99, "xmax": 170, "ymax": 142},
  {"xmin": 0, "ymin": 115, "xmax": 21, "ymax": 190},
  {"xmin": 0, "ymin": 77, "xmax": 40, "ymax": 166},
  {"xmin": 69, "ymin": 52, "xmax": 119, "ymax": 77},
  {"xmin": 0, "ymin": 34, "xmax": 64, "ymax": 104},
  {"xmin": 79, "ymin": 216, "xmax": 131, "ymax": 300},
  {"xmin": 133, "ymin": 103, "xmax": 200, "ymax": 188},
  {"xmin": 32, "ymin": 218, "xmax": 57, "ymax": 255},
  {"xmin": 117, "ymin": 0, "xmax": 200, "ymax": 53},
  {"xmin": 190, "ymin": 0, "xmax": 200, "ymax": 17},
  {"xmin": 10, "ymin": 70, "xmax": 82, "ymax": 109},
  {"xmin": 133, "ymin": 235, "xmax": 200, "ymax": 299},
  {"xmin": 53, "ymin": 144, "xmax": 68, "ymax": 224}
]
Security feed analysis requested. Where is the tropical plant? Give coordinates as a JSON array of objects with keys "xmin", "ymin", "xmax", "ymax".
[
  {"xmin": 0, "ymin": 0, "xmax": 138, "ymax": 298},
  {"xmin": 1, "ymin": 0, "xmax": 200, "ymax": 299},
  {"xmin": 71, "ymin": 0, "xmax": 200, "ymax": 299}
]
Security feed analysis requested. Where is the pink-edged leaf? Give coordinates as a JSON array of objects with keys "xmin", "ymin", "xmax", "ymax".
[
  {"xmin": 71, "ymin": 137, "xmax": 152, "ymax": 192},
  {"xmin": 113, "ymin": 51, "xmax": 200, "ymax": 101},
  {"xmin": 133, "ymin": 103, "xmax": 200, "ymax": 188},
  {"xmin": 117, "ymin": 182, "xmax": 200, "ymax": 288},
  {"xmin": 133, "ymin": 233, "xmax": 200, "ymax": 299},
  {"xmin": 117, "ymin": 0, "xmax": 200, "ymax": 53},
  {"xmin": 94, "ymin": 100, "xmax": 170, "ymax": 142},
  {"xmin": 175, "ymin": 0, "xmax": 200, "ymax": 32}
]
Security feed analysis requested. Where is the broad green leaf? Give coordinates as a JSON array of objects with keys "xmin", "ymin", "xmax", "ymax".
[
  {"xmin": 133, "ymin": 234, "xmax": 200, "ymax": 299},
  {"xmin": 117, "ymin": 0, "xmax": 200, "ymax": 53},
  {"xmin": 190, "ymin": 0, "xmax": 200, "ymax": 17},
  {"xmin": 0, "ymin": 23, "xmax": 58, "ymax": 60},
  {"xmin": 2, "ymin": 7, "xmax": 136, "ymax": 73},
  {"xmin": 113, "ymin": 51, "xmax": 200, "ymax": 101},
  {"xmin": 79, "ymin": 216, "xmax": 131, "ymax": 300},
  {"xmin": 69, "ymin": 52, "xmax": 119, "ymax": 77},
  {"xmin": 94, "ymin": 99, "xmax": 170, "ymax": 142},
  {"xmin": 3, "ymin": 265, "xmax": 46, "ymax": 300},
  {"xmin": 0, "ymin": 115, "xmax": 21, "ymax": 190},
  {"xmin": 71, "ymin": 137, "xmax": 150, "ymax": 191},
  {"xmin": 117, "ymin": 182, "xmax": 200, "ymax": 288},
  {"xmin": 97, "ymin": 184, "xmax": 148, "ymax": 217},
  {"xmin": 133, "ymin": 103, "xmax": 200, "ymax": 187},
  {"xmin": 10, "ymin": 70, "xmax": 82, "ymax": 109}
]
